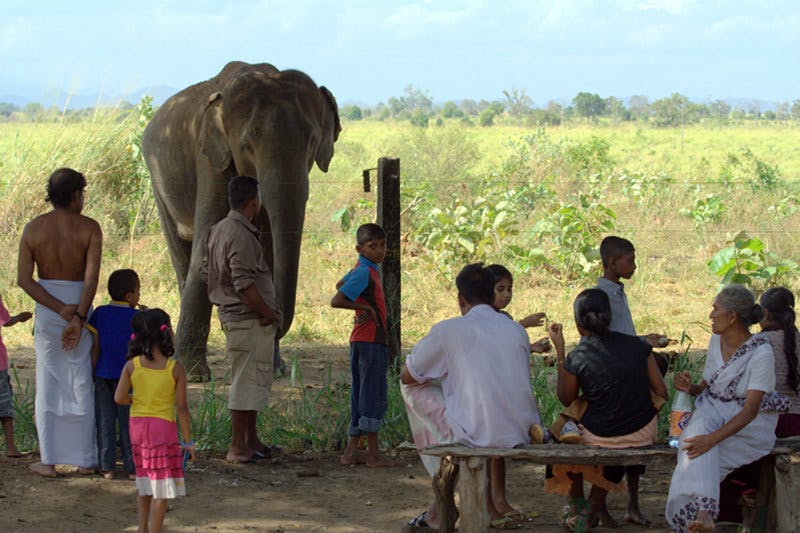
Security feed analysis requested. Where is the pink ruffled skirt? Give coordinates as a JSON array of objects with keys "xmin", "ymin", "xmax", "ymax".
[{"xmin": 129, "ymin": 416, "xmax": 186, "ymax": 499}]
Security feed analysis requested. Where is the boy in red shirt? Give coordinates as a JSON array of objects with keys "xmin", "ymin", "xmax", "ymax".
[{"xmin": 331, "ymin": 223, "xmax": 393, "ymax": 467}]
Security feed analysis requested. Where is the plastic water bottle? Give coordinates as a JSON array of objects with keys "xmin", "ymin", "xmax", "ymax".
[{"xmin": 668, "ymin": 390, "xmax": 693, "ymax": 448}]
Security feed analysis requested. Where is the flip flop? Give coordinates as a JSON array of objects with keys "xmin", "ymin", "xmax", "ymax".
[
  {"xmin": 490, "ymin": 516, "xmax": 520, "ymax": 529},
  {"xmin": 504, "ymin": 510, "xmax": 540, "ymax": 522},
  {"xmin": 624, "ymin": 513, "xmax": 652, "ymax": 526}
]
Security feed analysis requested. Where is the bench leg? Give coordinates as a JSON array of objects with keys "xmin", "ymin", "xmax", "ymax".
[
  {"xmin": 755, "ymin": 455, "xmax": 776, "ymax": 532},
  {"xmin": 457, "ymin": 456, "xmax": 489, "ymax": 533},
  {"xmin": 434, "ymin": 456, "xmax": 459, "ymax": 533},
  {"xmin": 775, "ymin": 453, "xmax": 800, "ymax": 533}
]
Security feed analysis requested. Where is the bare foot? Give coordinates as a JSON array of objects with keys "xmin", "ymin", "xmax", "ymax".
[
  {"xmin": 101, "ymin": 471, "xmax": 115, "ymax": 479},
  {"xmin": 340, "ymin": 451, "xmax": 366, "ymax": 465},
  {"xmin": 624, "ymin": 508, "xmax": 651, "ymax": 525},
  {"xmin": 128, "ymin": 473, "xmax": 137, "ymax": 480},
  {"xmin": 77, "ymin": 466, "xmax": 96, "ymax": 475},
  {"xmin": 688, "ymin": 510, "xmax": 714, "ymax": 532},
  {"xmin": 29, "ymin": 462, "xmax": 57, "ymax": 478},
  {"xmin": 591, "ymin": 508, "xmax": 621, "ymax": 528},
  {"xmin": 365, "ymin": 454, "xmax": 394, "ymax": 467},
  {"xmin": 225, "ymin": 451, "xmax": 255, "ymax": 463}
]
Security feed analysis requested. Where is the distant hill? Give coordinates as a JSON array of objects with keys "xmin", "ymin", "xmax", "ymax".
[{"xmin": 0, "ymin": 83, "xmax": 178, "ymax": 109}]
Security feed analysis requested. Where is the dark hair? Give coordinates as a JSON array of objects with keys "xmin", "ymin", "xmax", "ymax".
[
  {"xmin": 228, "ymin": 175, "xmax": 259, "ymax": 210},
  {"xmin": 356, "ymin": 223, "xmax": 386, "ymax": 245},
  {"xmin": 108, "ymin": 269, "xmax": 140, "ymax": 301},
  {"xmin": 761, "ymin": 287, "xmax": 799, "ymax": 392},
  {"xmin": 46, "ymin": 168, "xmax": 86, "ymax": 208},
  {"xmin": 486, "ymin": 264, "xmax": 513, "ymax": 284},
  {"xmin": 573, "ymin": 288, "xmax": 612, "ymax": 336},
  {"xmin": 128, "ymin": 308, "xmax": 174, "ymax": 361},
  {"xmin": 716, "ymin": 284, "xmax": 764, "ymax": 329},
  {"xmin": 455, "ymin": 263, "xmax": 495, "ymax": 305},
  {"xmin": 599, "ymin": 236, "xmax": 635, "ymax": 267}
]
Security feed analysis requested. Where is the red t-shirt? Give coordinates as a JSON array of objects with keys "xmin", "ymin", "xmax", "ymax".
[{"xmin": 338, "ymin": 256, "xmax": 387, "ymax": 345}]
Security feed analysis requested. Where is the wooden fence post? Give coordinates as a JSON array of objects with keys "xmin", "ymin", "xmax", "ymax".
[{"xmin": 376, "ymin": 157, "xmax": 401, "ymax": 365}]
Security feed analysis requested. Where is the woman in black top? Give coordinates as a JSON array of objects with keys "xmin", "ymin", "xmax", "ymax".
[{"xmin": 547, "ymin": 288, "xmax": 667, "ymax": 531}]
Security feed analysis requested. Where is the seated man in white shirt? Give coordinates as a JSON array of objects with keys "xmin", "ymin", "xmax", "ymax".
[{"xmin": 401, "ymin": 263, "xmax": 541, "ymax": 530}]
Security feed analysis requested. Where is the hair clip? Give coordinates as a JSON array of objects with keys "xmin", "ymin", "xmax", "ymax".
[
  {"xmin": 160, "ymin": 324, "xmax": 169, "ymax": 332},
  {"xmin": 130, "ymin": 333, "xmax": 136, "ymax": 340}
]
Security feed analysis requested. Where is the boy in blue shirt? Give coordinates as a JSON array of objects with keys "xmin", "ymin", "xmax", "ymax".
[
  {"xmin": 88, "ymin": 269, "xmax": 141, "ymax": 479},
  {"xmin": 331, "ymin": 223, "xmax": 393, "ymax": 467}
]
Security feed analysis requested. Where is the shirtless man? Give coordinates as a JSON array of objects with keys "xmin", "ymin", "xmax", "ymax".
[{"xmin": 17, "ymin": 168, "xmax": 102, "ymax": 477}]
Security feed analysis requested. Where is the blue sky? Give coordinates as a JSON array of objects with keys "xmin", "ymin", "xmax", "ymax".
[{"xmin": 2, "ymin": 0, "xmax": 798, "ymax": 106}]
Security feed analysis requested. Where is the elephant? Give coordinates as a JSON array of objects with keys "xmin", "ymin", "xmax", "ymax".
[{"xmin": 142, "ymin": 61, "xmax": 341, "ymax": 378}]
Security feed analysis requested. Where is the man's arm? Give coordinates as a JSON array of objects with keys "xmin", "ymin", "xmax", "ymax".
[
  {"xmin": 400, "ymin": 364, "xmax": 418, "ymax": 385},
  {"xmin": 17, "ymin": 225, "xmax": 74, "ymax": 319},
  {"xmin": 241, "ymin": 284, "xmax": 278, "ymax": 327},
  {"xmin": 61, "ymin": 221, "xmax": 102, "ymax": 351}
]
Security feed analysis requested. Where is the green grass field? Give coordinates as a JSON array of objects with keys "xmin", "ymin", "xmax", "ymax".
[{"xmin": 1, "ymin": 114, "xmax": 799, "ymax": 450}]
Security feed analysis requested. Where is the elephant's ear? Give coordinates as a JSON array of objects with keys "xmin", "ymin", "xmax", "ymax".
[
  {"xmin": 199, "ymin": 92, "xmax": 232, "ymax": 173},
  {"xmin": 315, "ymin": 86, "xmax": 340, "ymax": 172}
]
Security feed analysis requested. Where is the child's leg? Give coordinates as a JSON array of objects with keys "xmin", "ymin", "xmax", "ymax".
[
  {"xmin": 624, "ymin": 465, "xmax": 650, "ymax": 524},
  {"xmin": 149, "ymin": 498, "xmax": 168, "ymax": 533},
  {"xmin": 117, "ymin": 403, "xmax": 135, "ymax": 477},
  {"xmin": 95, "ymin": 378, "xmax": 117, "ymax": 475},
  {"xmin": 341, "ymin": 343, "xmax": 366, "ymax": 465},
  {"xmin": 1, "ymin": 416, "xmax": 19, "ymax": 456},
  {"xmin": 137, "ymin": 495, "xmax": 151, "ymax": 533},
  {"xmin": 359, "ymin": 344, "xmax": 392, "ymax": 467}
]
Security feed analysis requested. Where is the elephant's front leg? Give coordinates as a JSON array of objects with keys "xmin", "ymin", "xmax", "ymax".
[{"xmin": 176, "ymin": 261, "xmax": 213, "ymax": 380}]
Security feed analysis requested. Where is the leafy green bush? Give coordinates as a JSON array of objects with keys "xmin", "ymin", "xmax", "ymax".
[
  {"xmin": 529, "ymin": 193, "xmax": 617, "ymax": 280},
  {"xmin": 719, "ymin": 148, "xmax": 782, "ymax": 190},
  {"xmin": 708, "ymin": 231, "xmax": 800, "ymax": 289},
  {"xmin": 679, "ymin": 193, "xmax": 726, "ymax": 227}
]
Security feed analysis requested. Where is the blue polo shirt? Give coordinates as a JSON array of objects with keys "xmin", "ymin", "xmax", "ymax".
[
  {"xmin": 338, "ymin": 255, "xmax": 387, "ymax": 345},
  {"xmin": 88, "ymin": 302, "xmax": 138, "ymax": 379}
]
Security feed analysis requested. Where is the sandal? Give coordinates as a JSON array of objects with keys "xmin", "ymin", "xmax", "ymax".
[
  {"xmin": 490, "ymin": 516, "xmax": 520, "ymax": 529},
  {"xmin": 406, "ymin": 511, "xmax": 438, "ymax": 532},
  {"xmin": 561, "ymin": 498, "xmax": 591, "ymax": 532}
]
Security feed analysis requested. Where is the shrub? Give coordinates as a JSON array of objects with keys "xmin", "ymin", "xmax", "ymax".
[{"xmin": 708, "ymin": 231, "xmax": 800, "ymax": 290}]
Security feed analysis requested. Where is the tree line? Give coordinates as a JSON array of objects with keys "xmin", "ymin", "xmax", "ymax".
[
  {"xmin": 3, "ymin": 87, "xmax": 800, "ymax": 127},
  {"xmin": 340, "ymin": 86, "xmax": 800, "ymax": 127}
]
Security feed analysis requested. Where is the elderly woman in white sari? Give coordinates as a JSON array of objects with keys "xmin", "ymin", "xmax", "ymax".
[{"xmin": 666, "ymin": 284, "xmax": 789, "ymax": 532}]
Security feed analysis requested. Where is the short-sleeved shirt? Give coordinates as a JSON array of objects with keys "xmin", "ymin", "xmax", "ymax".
[
  {"xmin": 0, "ymin": 295, "xmax": 10, "ymax": 371},
  {"xmin": 204, "ymin": 210, "xmax": 279, "ymax": 324},
  {"xmin": 88, "ymin": 302, "xmax": 137, "ymax": 379},
  {"xmin": 595, "ymin": 277, "xmax": 637, "ymax": 336},
  {"xmin": 338, "ymin": 256, "xmax": 387, "ymax": 345},
  {"xmin": 763, "ymin": 329, "xmax": 800, "ymax": 414},
  {"xmin": 564, "ymin": 331, "xmax": 656, "ymax": 437},
  {"xmin": 405, "ymin": 304, "xmax": 540, "ymax": 448},
  {"xmin": 704, "ymin": 334, "xmax": 775, "ymax": 398}
]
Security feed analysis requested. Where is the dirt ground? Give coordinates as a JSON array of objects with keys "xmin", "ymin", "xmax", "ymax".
[{"xmin": 0, "ymin": 344, "xmax": 678, "ymax": 533}]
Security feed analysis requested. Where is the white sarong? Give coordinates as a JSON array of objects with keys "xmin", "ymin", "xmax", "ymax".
[
  {"xmin": 34, "ymin": 279, "xmax": 95, "ymax": 467},
  {"xmin": 665, "ymin": 335, "xmax": 784, "ymax": 532}
]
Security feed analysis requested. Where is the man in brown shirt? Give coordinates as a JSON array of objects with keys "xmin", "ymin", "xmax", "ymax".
[
  {"xmin": 204, "ymin": 176, "xmax": 281, "ymax": 463},
  {"xmin": 17, "ymin": 168, "xmax": 102, "ymax": 477}
]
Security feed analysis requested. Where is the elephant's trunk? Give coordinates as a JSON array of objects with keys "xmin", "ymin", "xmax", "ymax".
[{"xmin": 258, "ymin": 161, "xmax": 308, "ymax": 339}]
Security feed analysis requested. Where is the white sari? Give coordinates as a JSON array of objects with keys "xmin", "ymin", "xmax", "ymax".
[
  {"xmin": 34, "ymin": 280, "xmax": 96, "ymax": 467},
  {"xmin": 666, "ymin": 333, "xmax": 787, "ymax": 532}
]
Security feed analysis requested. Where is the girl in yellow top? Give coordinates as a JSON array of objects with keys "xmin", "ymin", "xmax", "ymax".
[{"xmin": 115, "ymin": 308, "xmax": 194, "ymax": 533}]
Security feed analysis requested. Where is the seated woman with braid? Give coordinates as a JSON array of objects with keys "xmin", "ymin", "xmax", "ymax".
[{"xmin": 546, "ymin": 288, "xmax": 667, "ymax": 531}]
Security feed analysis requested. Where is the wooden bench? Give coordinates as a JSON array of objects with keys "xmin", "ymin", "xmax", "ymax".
[{"xmin": 422, "ymin": 436, "xmax": 800, "ymax": 533}]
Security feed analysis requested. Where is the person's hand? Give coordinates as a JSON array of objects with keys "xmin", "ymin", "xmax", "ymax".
[
  {"xmin": 15, "ymin": 311, "xmax": 33, "ymax": 323},
  {"xmin": 645, "ymin": 333, "xmax": 670, "ymax": 347},
  {"xmin": 335, "ymin": 279, "xmax": 344, "ymax": 290},
  {"xmin": 674, "ymin": 371, "xmax": 692, "ymax": 392},
  {"xmin": 683, "ymin": 434, "xmax": 715, "ymax": 459},
  {"xmin": 272, "ymin": 309, "xmax": 284, "ymax": 334},
  {"xmin": 59, "ymin": 304, "xmax": 77, "ymax": 322},
  {"xmin": 137, "ymin": 304, "xmax": 148, "ymax": 311},
  {"xmin": 530, "ymin": 337, "xmax": 551, "ymax": 353},
  {"xmin": 547, "ymin": 322, "xmax": 564, "ymax": 343},
  {"xmin": 356, "ymin": 306, "xmax": 377, "ymax": 325},
  {"xmin": 519, "ymin": 312, "xmax": 546, "ymax": 329},
  {"xmin": 61, "ymin": 316, "xmax": 82, "ymax": 351}
]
